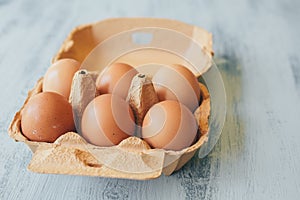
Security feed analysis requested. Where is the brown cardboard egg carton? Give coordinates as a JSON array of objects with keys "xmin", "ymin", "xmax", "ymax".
[{"xmin": 8, "ymin": 18, "xmax": 213, "ymax": 180}]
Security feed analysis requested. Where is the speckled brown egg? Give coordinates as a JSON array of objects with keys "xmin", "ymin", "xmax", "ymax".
[{"xmin": 21, "ymin": 92, "xmax": 75, "ymax": 142}]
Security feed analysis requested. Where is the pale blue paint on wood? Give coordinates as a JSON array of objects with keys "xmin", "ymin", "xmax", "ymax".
[{"xmin": 0, "ymin": 0, "xmax": 300, "ymax": 199}]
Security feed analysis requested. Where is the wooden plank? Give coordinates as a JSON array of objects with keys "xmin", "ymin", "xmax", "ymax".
[{"xmin": 0, "ymin": 0, "xmax": 299, "ymax": 199}]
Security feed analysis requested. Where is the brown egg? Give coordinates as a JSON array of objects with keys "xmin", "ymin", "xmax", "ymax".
[
  {"xmin": 95, "ymin": 63, "xmax": 138, "ymax": 99},
  {"xmin": 81, "ymin": 94, "xmax": 135, "ymax": 146},
  {"xmin": 152, "ymin": 64, "xmax": 200, "ymax": 112},
  {"xmin": 142, "ymin": 100, "xmax": 198, "ymax": 151},
  {"xmin": 21, "ymin": 92, "xmax": 75, "ymax": 142},
  {"xmin": 43, "ymin": 58, "xmax": 81, "ymax": 99}
]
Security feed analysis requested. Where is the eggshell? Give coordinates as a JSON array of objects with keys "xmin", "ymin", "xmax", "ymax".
[
  {"xmin": 152, "ymin": 64, "xmax": 200, "ymax": 112},
  {"xmin": 95, "ymin": 63, "xmax": 138, "ymax": 99},
  {"xmin": 43, "ymin": 58, "xmax": 81, "ymax": 99},
  {"xmin": 8, "ymin": 18, "xmax": 215, "ymax": 179},
  {"xmin": 142, "ymin": 100, "xmax": 198, "ymax": 151},
  {"xmin": 21, "ymin": 92, "xmax": 75, "ymax": 142},
  {"xmin": 81, "ymin": 94, "xmax": 135, "ymax": 147}
]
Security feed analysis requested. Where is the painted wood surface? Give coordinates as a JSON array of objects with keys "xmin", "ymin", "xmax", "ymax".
[{"xmin": 1, "ymin": 0, "xmax": 299, "ymax": 199}]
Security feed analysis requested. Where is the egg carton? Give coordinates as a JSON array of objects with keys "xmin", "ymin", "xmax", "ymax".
[{"xmin": 8, "ymin": 18, "xmax": 217, "ymax": 180}]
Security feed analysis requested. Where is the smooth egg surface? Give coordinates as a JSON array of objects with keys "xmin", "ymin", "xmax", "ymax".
[
  {"xmin": 43, "ymin": 58, "xmax": 80, "ymax": 99},
  {"xmin": 81, "ymin": 94, "xmax": 135, "ymax": 146},
  {"xmin": 142, "ymin": 100, "xmax": 198, "ymax": 151},
  {"xmin": 95, "ymin": 63, "xmax": 138, "ymax": 99},
  {"xmin": 152, "ymin": 64, "xmax": 200, "ymax": 112}
]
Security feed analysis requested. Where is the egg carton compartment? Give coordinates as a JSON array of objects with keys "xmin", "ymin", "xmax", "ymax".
[{"xmin": 8, "ymin": 18, "xmax": 226, "ymax": 180}]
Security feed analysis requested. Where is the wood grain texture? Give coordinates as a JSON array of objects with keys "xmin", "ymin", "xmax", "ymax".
[{"xmin": 1, "ymin": 0, "xmax": 300, "ymax": 199}]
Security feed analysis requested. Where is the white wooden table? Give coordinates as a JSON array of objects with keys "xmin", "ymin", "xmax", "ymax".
[{"xmin": 1, "ymin": 0, "xmax": 300, "ymax": 199}]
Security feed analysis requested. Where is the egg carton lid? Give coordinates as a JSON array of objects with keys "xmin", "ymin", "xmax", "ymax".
[{"xmin": 76, "ymin": 25, "xmax": 226, "ymax": 158}]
